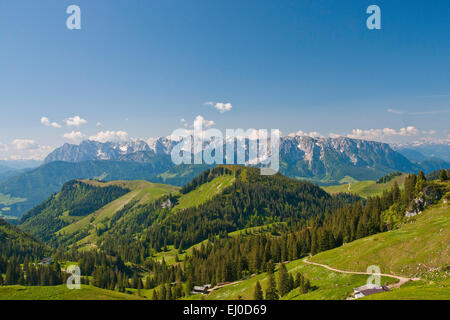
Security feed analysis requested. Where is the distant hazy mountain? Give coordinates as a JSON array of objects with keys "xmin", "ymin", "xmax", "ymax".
[
  {"xmin": 0, "ymin": 164, "xmax": 14, "ymax": 174},
  {"xmin": 394, "ymin": 143, "xmax": 450, "ymax": 174},
  {"xmin": 0, "ymin": 160, "xmax": 42, "ymax": 170},
  {"xmin": 396, "ymin": 148, "xmax": 428, "ymax": 162},
  {"xmin": 0, "ymin": 159, "xmax": 173, "ymax": 219},
  {"xmin": 395, "ymin": 143, "xmax": 450, "ymax": 162}
]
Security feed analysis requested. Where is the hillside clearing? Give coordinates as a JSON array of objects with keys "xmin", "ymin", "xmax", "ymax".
[
  {"xmin": 173, "ymin": 174, "xmax": 235, "ymax": 211},
  {"xmin": 203, "ymin": 259, "xmax": 397, "ymax": 300},
  {"xmin": 0, "ymin": 285, "xmax": 146, "ymax": 300},
  {"xmin": 323, "ymin": 173, "xmax": 407, "ymax": 198},
  {"xmin": 309, "ymin": 201, "xmax": 449, "ymax": 278},
  {"xmin": 56, "ymin": 180, "xmax": 179, "ymax": 248}
]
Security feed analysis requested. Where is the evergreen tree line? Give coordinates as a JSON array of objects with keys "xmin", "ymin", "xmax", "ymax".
[
  {"xmin": 254, "ymin": 263, "xmax": 311, "ymax": 300},
  {"xmin": 0, "ymin": 219, "xmax": 49, "ymax": 263},
  {"xmin": 19, "ymin": 180, "xmax": 130, "ymax": 243},
  {"xmin": 0, "ymin": 256, "xmax": 64, "ymax": 287},
  {"xmin": 148, "ymin": 171, "xmax": 359, "ymax": 250}
]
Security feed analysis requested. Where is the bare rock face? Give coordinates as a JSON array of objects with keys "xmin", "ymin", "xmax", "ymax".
[
  {"xmin": 44, "ymin": 135, "xmax": 419, "ymax": 183},
  {"xmin": 44, "ymin": 140, "xmax": 151, "ymax": 163},
  {"xmin": 279, "ymin": 136, "xmax": 418, "ymax": 182}
]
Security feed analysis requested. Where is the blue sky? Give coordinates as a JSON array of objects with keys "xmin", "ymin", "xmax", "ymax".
[{"xmin": 0, "ymin": 0, "xmax": 449, "ymax": 159}]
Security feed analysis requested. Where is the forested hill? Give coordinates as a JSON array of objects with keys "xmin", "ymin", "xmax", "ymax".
[
  {"xmin": 97, "ymin": 166, "xmax": 361, "ymax": 262},
  {"xmin": 19, "ymin": 180, "xmax": 131, "ymax": 242},
  {"xmin": 0, "ymin": 218, "xmax": 49, "ymax": 262}
]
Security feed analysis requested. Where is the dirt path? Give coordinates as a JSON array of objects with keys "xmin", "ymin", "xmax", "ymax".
[
  {"xmin": 302, "ymin": 258, "xmax": 420, "ymax": 289},
  {"xmin": 207, "ymin": 275, "xmax": 256, "ymax": 294}
]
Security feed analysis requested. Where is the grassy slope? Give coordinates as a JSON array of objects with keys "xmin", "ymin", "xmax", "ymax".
[
  {"xmin": 57, "ymin": 180, "xmax": 179, "ymax": 248},
  {"xmin": 198, "ymin": 196, "xmax": 449, "ymax": 300},
  {"xmin": 69, "ymin": 176, "xmax": 232, "ymax": 250},
  {"xmin": 309, "ymin": 201, "xmax": 449, "ymax": 278},
  {"xmin": 173, "ymin": 174, "xmax": 235, "ymax": 211},
  {"xmin": 0, "ymin": 285, "xmax": 145, "ymax": 300},
  {"xmin": 40, "ymin": 175, "xmax": 231, "ymax": 252},
  {"xmin": 146, "ymin": 174, "xmax": 236, "ymax": 264},
  {"xmin": 362, "ymin": 278, "xmax": 450, "ymax": 300},
  {"xmin": 201, "ymin": 259, "xmax": 396, "ymax": 300},
  {"xmin": 322, "ymin": 173, "xmax": 407, "ymax": 198},
  {"xmin": 305, "ymin": 198, "xmax": 450, "ymax": 300}
]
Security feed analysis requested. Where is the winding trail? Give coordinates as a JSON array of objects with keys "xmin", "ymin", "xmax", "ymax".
[{"xmin": 302, "ymin": 258, "xmax": 421, "ymax": 289}]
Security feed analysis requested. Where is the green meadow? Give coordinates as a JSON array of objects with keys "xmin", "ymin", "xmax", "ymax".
[
  {"xmin": 323, "ymin": 173, "xmax": 407, "ymax": 198},
  {"xmin": 0, "ymin": 285, "xmax": 145, "ymax": 300},
  {"xmin": 173, "ymin": 174, "xmax": 235, "ymax": 211}
]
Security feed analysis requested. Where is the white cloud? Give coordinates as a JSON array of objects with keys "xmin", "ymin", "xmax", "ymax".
[
  {"xmin": 9, "ymin": 145, "xmax": 52, "ymax": 160},
  {"xmin": 214, "ymin": 102, "xmax": 233, "ymax": 113},
  {"xmin": 89, "ymin": 130, "xmax": 129, "ymax": 143},
  {"xmin": 288, "ymin": 130, "xmax": 322, "ymax": 138},
  {"xmin": 41, "ymin": 116, "xmax": 62, "ymax": 128},
  {"xmin": 399, "ymin": 126, "xmax": 420, "ymax": 136},
  {"xmin": 346, "ymin": 126, "xmax": 420, "ymax": 141},
  {"xmin": 180, "ymin": 118, "xmax": 188, "ymax": 128},
  {"xmin": 329, "ymin": 133, "xmax": 342, "ymax": 138},
  {"xmin": 341, "ymin": 126, "xmax": 425, "ymax": 143},
  {"xmin": 12, "ymin": 139, "xmax": 38, "ymax": 150},
  {"xmin": 387, "ymin": 109, "xmax": 404, "ymax": 115},
  {"xmin": 411, "ymin": 136, "xmax": 450, "ymax": 145},
  {"xmin": 328, "ymin": 127, "xmax": 446, "ymax": 145},
  {"xmin": 171, "ymin": 116, "xmax": 216, "ymax": 139},
  {"xmin": 63, "ymin": 131, "xmax": 86, "ymax": 142},
  {"xmin": 7, "ymin": 139, "xmax": 52, "ymax": 160},
  {"xmin": 64, "ymin": 116, "xmax": 87, "ymax": 127},
  {"xmin": 194, "ymin": 115, "xmax": 215, "ymax": 129},
  {"xmin": 96, "ymin": 122, "xmax": 102, "ymax": 127},
  {"xmin": 388, "ymin": 108, "xmax": 450, "ymax": 115},
  {"xmin": 204, "ymin": 101, "xmax": 233, "ymax": 113}
]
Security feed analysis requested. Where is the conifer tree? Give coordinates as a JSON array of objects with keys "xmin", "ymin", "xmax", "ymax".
[
  {"xmin": 277, "ymin": 264, "xmax": 290, "ymax": 296},
  {"xmin": 254, "ymin": 281, "xmax": 264, "ymax": 300},
  {"xmin": 440, "ymin": 170, "xmax": 448, "ymax": 181},
  {"xmin": 265, "ymin": 272, "xmax": 278, "ymax": 300}
]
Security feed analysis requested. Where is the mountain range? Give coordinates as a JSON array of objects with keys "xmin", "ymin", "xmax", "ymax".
[
  {"xmin": 1, "ymin": 135, "xmax": 448, "ymax": 220},
  {"xmin": 44, "ymin": 135, "xmax": 449, "ymax": 182},
  {"xmin": 395, "ymin": 143, "xmax": 450, "ymax": 162}
]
